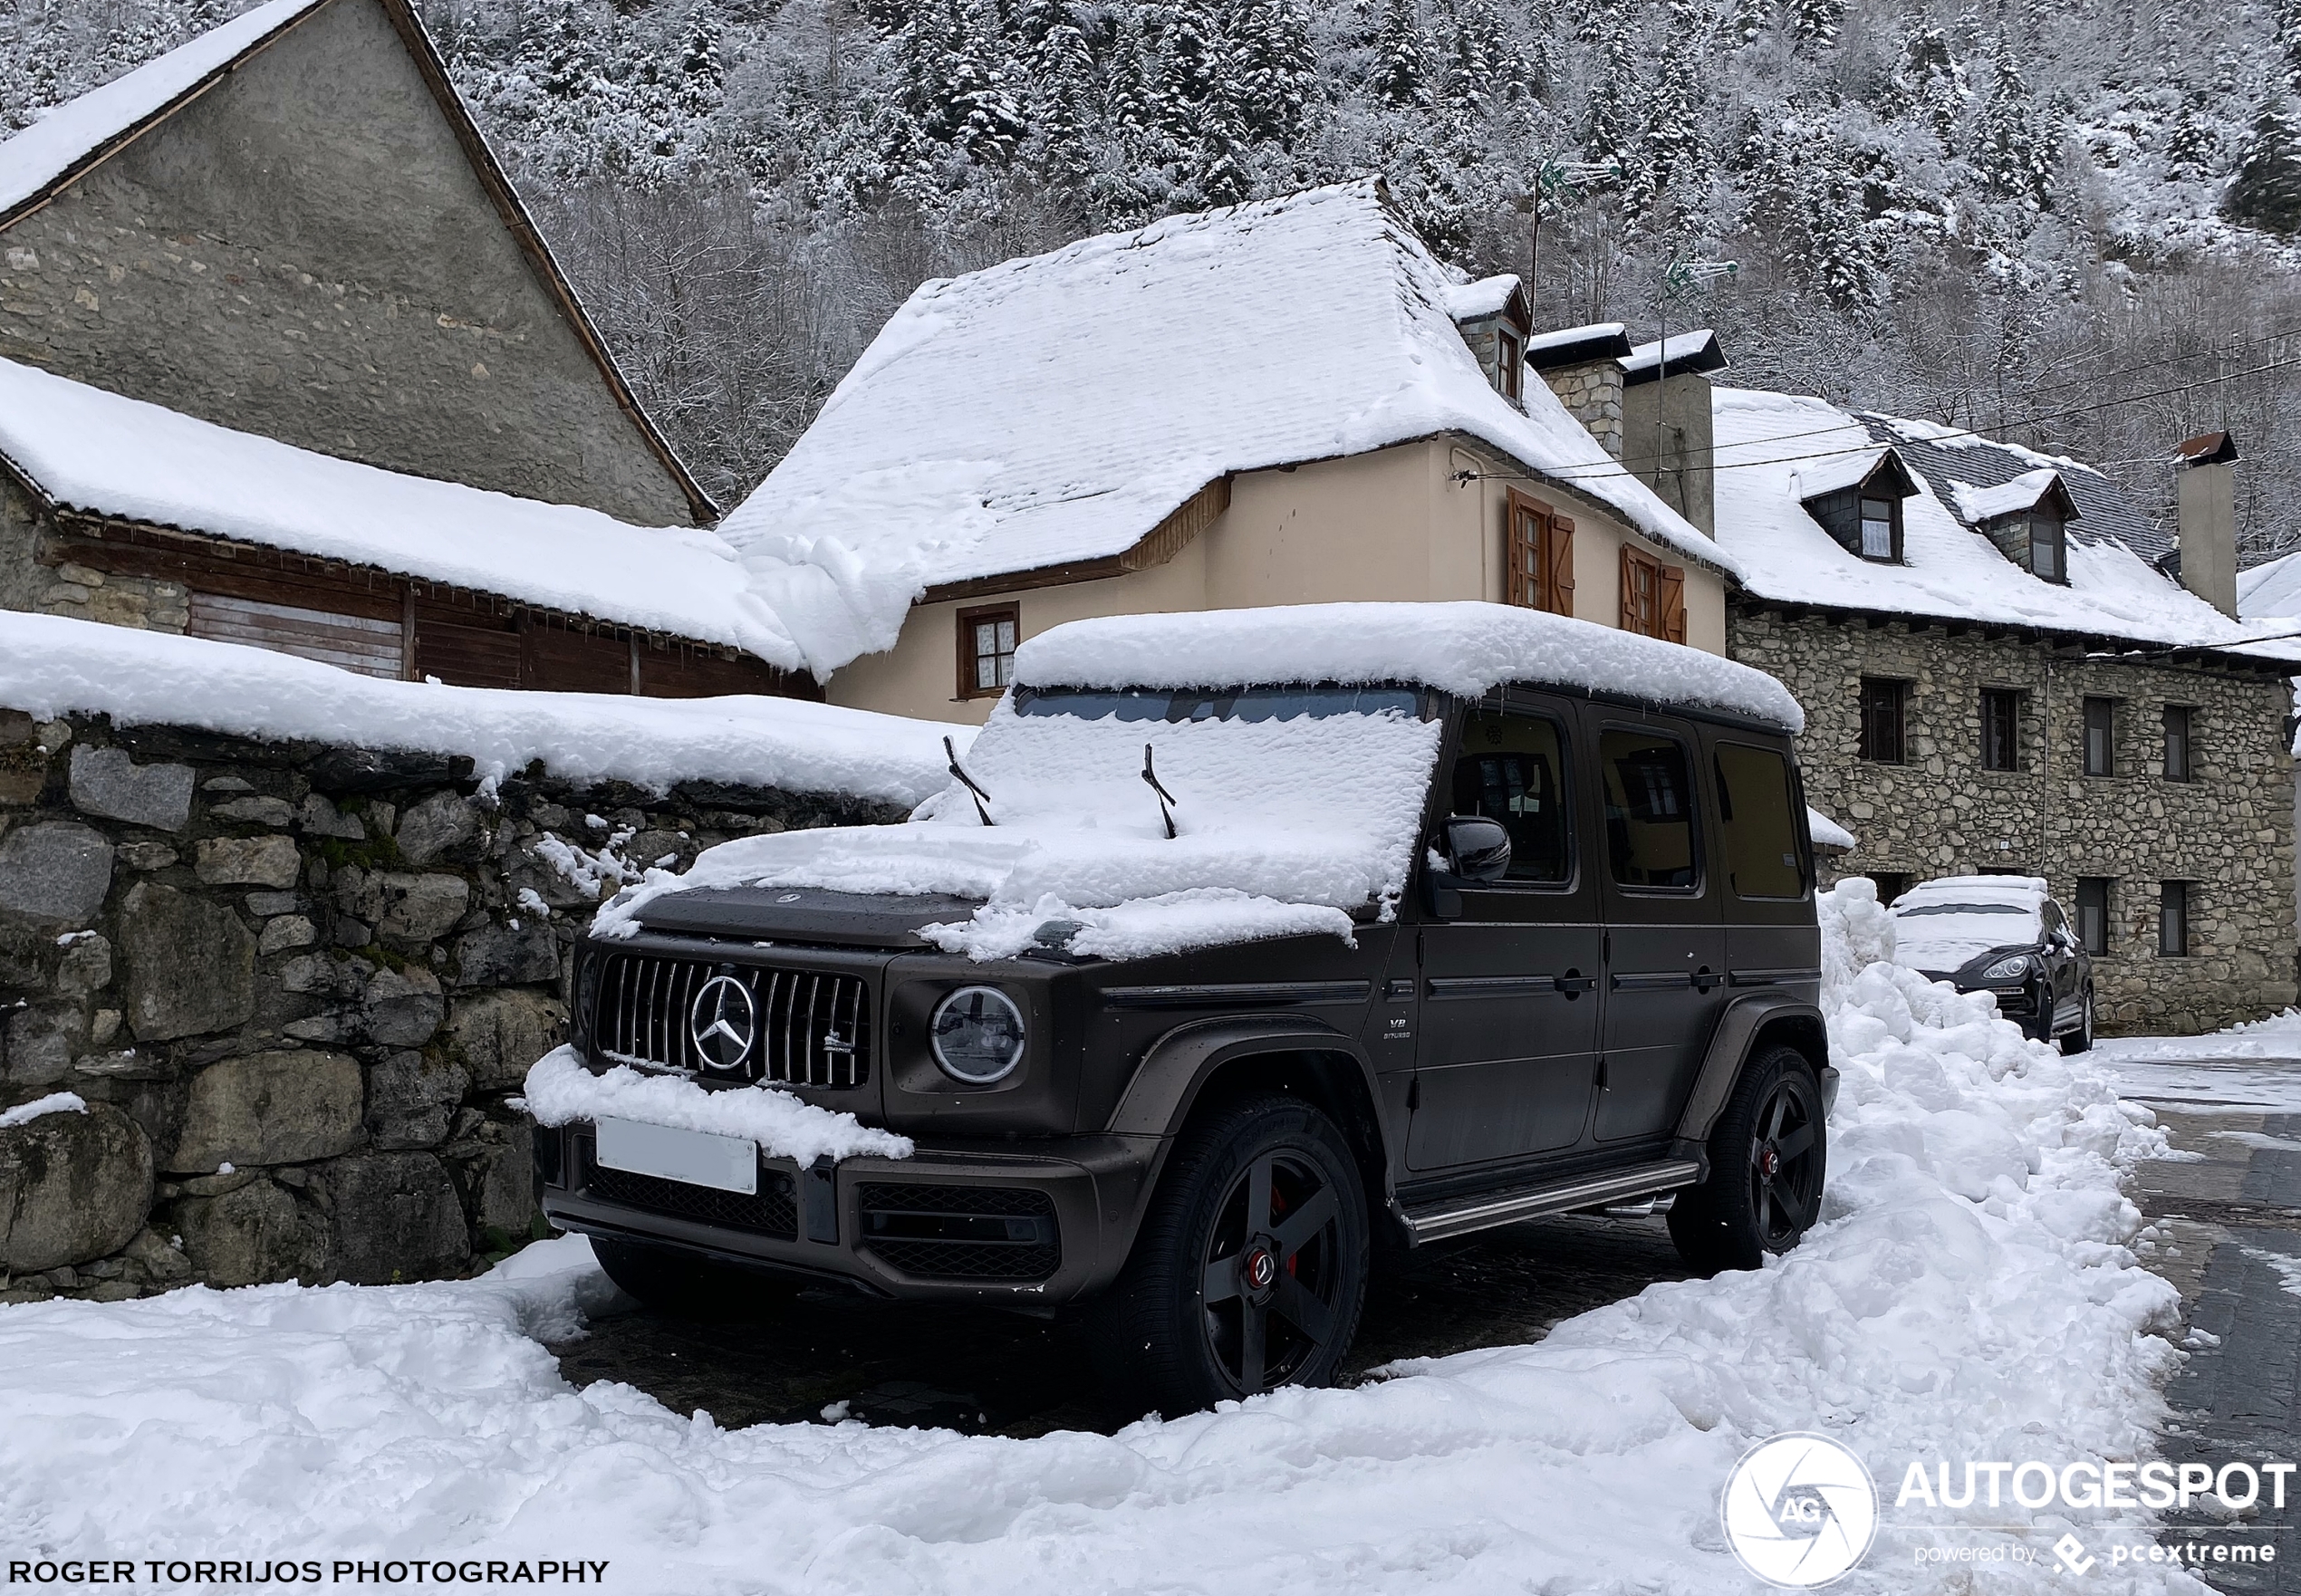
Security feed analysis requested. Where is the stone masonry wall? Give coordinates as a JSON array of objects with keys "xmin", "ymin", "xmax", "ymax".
[
  {"xmin": 0, "ymin": 708, "xmax": 901, "ymax": 1303},
  {"xmin": 1731, "ymin": 608, "xmax": 2299, "ymax": 1034},
  {"xmin": 1537, "ymin": 361, "xmax": 1625, "ymax": 457}
]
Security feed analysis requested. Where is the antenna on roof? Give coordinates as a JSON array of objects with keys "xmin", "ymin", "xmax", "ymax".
[
  {"xmin": 1141, "ymin": 744, "xmax": 1179, "ymax": 840},
  {"xmin": 943, "ymin": 736, "xmax": 994, "ymax": 827}
]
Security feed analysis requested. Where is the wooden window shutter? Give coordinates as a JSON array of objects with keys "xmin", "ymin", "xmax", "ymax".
[
  {"xmin": 1619, "ymin": 544, "xmax": 1641, "ymax": 631},
  {"xmin": 1658, "ymin": 564, "xmax": 1687, "ymax": 643},
  {"xmin": 1544, "ymin": 515, "xmax": 1575, "ymax": 616},
  {"xmin": 1505, "ymin": 490, "xmax": 1537, "ymax": 608}
]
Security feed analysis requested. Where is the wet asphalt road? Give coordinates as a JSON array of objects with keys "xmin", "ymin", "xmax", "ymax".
[{"xmin": 546, "ymin": 1208, "xmax": 1690, "ymax": 1437}]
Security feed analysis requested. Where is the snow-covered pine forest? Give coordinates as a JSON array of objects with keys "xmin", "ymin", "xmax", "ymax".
[{"xmin": 9, "ymin": 0, "xmax": 2301, "ymax": 557}]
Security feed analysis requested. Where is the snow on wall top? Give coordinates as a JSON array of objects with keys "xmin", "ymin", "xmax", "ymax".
[
  {"xmin": 0, "ymin": 358, "xmax": 803, "ymax": 665},
  {"xmin": 1526, "ymin": 321, "xmax": 1625, "ymax": 356},
  {"xmin": 721, "ymin": 183, "xmax": 1735, "ymax": 680},
  {"xmin": 1010, "ymin": 601, "xmax": 1805, "ymax": 730},
  {"xmin": 1441, "ymin": 274, "xmax": 1520, "ymax": 321},
  {"xmin": 0, "ymin": 0, "xmax": 323, "ymax": 218},
  {"xmin": 0, "ymin": 610, "xmax": 958, "ymax": 804},
  {"xmin": 1712, "ymin": 387, "xmax": 2301, "ymax": 661},
  {"xmin": 1947, "ymin": 467, "xmax": 2065, "ymax": 524},
  {"xmin": 1618, "ymin": 329, "xmax": 1720, "ymax": 378}
]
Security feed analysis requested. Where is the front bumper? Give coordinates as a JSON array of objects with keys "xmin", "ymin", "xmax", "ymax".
[{"xmin": 535, "ymin": 1121, "xmax": 1158, "ymax": 1306}]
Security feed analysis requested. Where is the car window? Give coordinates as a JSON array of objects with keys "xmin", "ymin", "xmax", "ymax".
[
  {"xmin": 1600, "ymin": 729, "xmax": 1699, "ymax": 890},
  {"xmin": 1713, "ymin": 743, "xmax": 1805, "ymax": 900},
  {"xmin": 2040, "ymin": 901, "xmax": 2067, "ymax": 936},
  {"xmin": 1449, "ymin": 708, "xmax": 1573, "ymax": 885}
]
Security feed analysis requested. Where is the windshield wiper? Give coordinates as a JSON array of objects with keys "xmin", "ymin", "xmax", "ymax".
[
  {"xmin": 1141, "ymin": 743, "xmax": 1179, "ymax": 839},
  {"xmin": 944, "ymin": 736, "xmax": 995, "ymax": 826}
]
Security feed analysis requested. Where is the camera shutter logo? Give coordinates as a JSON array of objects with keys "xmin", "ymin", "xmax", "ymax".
[
  {"xmin": 690, "ymin": 974, "xmax": 758, "ymax": 1073},
  {"xmin": 1720, "ymin": 1433, "xmax": 1879, "ymax": 1587}
]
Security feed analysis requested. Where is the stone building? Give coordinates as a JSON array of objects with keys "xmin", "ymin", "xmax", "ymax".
[
  {"xmin": 0, "ymin": 0, "xmax": 709, "ymax": 525},
  {"xmin": 0, "ymin": 0, "xmax": 823, "ymax": 697},
  {"xmin": 1527, "ymin": 329, "xmax": 2296, "ymax": 1033}
]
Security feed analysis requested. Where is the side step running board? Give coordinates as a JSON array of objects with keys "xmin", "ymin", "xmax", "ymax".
[{"xmin": 1401, "ymin": 1159, "xmax": 1703, "ymax": 1245}]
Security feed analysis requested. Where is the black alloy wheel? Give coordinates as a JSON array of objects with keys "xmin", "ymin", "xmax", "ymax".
[
  {"xmin": 1199, "ymin": 1147, "xmax": 1348, "ymax": 1395},
  {"xmin": 1669, "ymin": 1044, "xmax": 1826, "ymax": 1275},
  {"xmin": 1088, "ymin": 1093, "xmax": 1369, "ymax": 1418}
]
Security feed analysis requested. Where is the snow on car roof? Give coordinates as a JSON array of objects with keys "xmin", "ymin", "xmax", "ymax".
[
  {"xmin": 1009, "ymin": 601, "xmax": 1805, "ymax": 730},
  {"xmin": 1893, "ymin": 875, "xmax": 2049, "ymax": 909},
  {"xmin": 1711, "ymin": 388, "xmax": 2301, "ymax": 663},
  {"xmin": 0, "ymin": 609, "xmax": 956, "ymax": 803},
  {"xmin": 0, "ymin": 358, "xmax": 802, "ymax": 666},
  {"xmin": 722, "ymin": 182, "xmax": 1735, "ymax": 679},
  {"xmin": 0, "ymin": 0, "xmax": 323, "ymax": 219}
]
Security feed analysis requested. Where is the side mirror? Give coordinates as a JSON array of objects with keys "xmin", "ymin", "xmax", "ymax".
[{"xmin": 1440, "ymin": 816, "xmax": 1512, "ymax": 883}]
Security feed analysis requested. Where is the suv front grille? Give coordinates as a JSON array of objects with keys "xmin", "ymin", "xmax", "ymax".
[
  {"xmin": 575, "ymin": 1132, "xmax": 798, "ymax": 1238},
  {"xmin": 593, "ymin": 953, "xmax": 871, "ymax": 1088},
  {"xmin": 857, "ymin": 1184, "xmax": 1060, "ymax": 1282}
]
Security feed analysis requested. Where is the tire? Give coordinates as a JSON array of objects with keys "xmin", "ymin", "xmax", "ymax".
[
  {"xmin": 1087, "ymin": 1094, "xmax": 1370, "ymax": 1420},
  {"xmin": 1668, "ymin": 1045, "xmax": 1826, "ymax": 1276},
  {"xmin": 2059, "ymin": 986, "xmax": 2095, "ymax": 1054},
  {"xmin": 590, "ymin": 1235, "xmax": 801, "ymax": 1319}
]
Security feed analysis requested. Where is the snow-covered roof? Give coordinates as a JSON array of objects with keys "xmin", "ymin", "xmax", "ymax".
[
  {"xmin": 1712, "ymin": 387, "xmax": 2301, "ymax": 662},
  {"xmin": 1945, "ymin": 466, "xmax": 2067, "ymax": 525},
  {"xmin": 2237, "ymin": 549, "xmax": 2301, "ymax": 623},
  {"xmin": 0, "ymin": 358, "xmax": 799, "ymax": 664},
  {"xmin": 1867, "ymin": 413, "xmax": 2171, "ymax": 568},
  {"xmin": 1441, "ymin": 274, "xmax": 1522, "ymax": 322},
  {"xmin": 0, "ymin": 0, "xmax": 323, "ymax": 220},
  {"xmin": 724, "ymin": 184, "xmax": 1735, "ymax": 680},
  {"xmin": 0, "ymin": 610, "xmax": 957, "ymax": 803},
  {"xmin": 1620, "ymin": 329, "xmax": 1725, "ymax": 383},
  {"xmin": 1526, "ymin": 321, "xmax": 1628, "ymax": 360},
  {"xmin": 1013, "ymin": 601, "xmax": 1805, "ymax": 730},
  {"xmin": 1788, "ymin": 447, "xmax": 1893, "ymax": 501}
]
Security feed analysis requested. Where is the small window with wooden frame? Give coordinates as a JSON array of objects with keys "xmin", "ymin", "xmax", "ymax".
[
  {"xmin": 956, "ymin": 602, "xmax": 1019, "ymax": 700},
  {"xmin": 1619, "ymin": 543, "xmax": 1686, "ymax": 642},
  {"xmin": 1505, "ymin": 491, "xmax": 1574, "ymax": 616}
]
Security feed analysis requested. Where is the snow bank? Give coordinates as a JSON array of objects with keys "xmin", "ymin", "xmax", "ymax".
[
  {"xmin": 1011, "ymin": 601, "xmax": 1805, "ymax": 729},
  {"xmin": 521, "ymin": 1047, "xmax": 912, "ymax": 1164},
  {"xmin": 599, "ymin": 681, "xmax": 1444, "ymax": 958},
  {"xmin": 0, "ymin": 610, "xmax": 958, "ymax": 805},
  {"xmin": 0, "ymin": 881, "xmax": 2198, "ymax": 1591},
  {"xmin": 0, "ymin": 0, "xmax": 322, "ymax": 216}
]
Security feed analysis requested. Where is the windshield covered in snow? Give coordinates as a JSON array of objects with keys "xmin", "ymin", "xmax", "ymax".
[{"xmin": 1892, "ymin": 898, "xmax": 2044, "ymax": 971}]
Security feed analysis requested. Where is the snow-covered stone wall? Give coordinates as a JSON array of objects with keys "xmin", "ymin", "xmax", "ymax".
[
  {"xmin": 1733, "ymin": 606, "xmax": 2298, "ymax": 1034},
  {"xmin": 0, "ymin": 707, "xmax": 907, "ymax": 1301}
]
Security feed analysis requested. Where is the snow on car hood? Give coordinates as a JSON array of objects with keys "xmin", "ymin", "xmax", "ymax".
[{"xmin": 596, "ymin": 692, "xmax": 1444, "ymax": 961}]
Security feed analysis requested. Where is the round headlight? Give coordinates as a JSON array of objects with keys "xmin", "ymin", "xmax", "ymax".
[
  {"xmin": 929, "ymin": 986, "xmax": 1027, "ymax": 1084},
  {"xmin": 1979, "ymin": 955, "xmax": 2033, "ymax": 983}
]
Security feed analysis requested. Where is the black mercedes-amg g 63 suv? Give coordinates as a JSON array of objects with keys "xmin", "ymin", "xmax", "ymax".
[{"xmin": 532, "ymin": 604, "xmax": 1833, "ymax": 1417}]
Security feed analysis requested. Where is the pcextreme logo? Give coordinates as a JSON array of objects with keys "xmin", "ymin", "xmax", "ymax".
[{"xmin": 1720, "ymin": 1433, "xmax": 1881, "ymax": 1588}]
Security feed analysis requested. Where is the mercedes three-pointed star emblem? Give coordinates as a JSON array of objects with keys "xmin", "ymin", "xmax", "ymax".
[{"xmin": 688, "ymin": 973, "xmax": 757, "ymax": 1073}]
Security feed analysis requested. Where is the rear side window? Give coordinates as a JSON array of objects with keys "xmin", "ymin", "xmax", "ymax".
[
  {"xmin": 1714, "ymin": 743, "xmax": 1807, "ymax": 899},
  {"xmin": 1600, "ymin": 729, "xmax": 1699, "ymax": 889},
  {"xmin": 1449, "ymin": 708, "xmax": 1573, "ymax": 884}
]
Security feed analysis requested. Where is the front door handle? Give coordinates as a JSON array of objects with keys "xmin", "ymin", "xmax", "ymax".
[
  {"xmin": 1692, "ymin": 967, "xmax": 1723, "ymax": 994},
  {"xmin": 1556, "ymin": 970, "xmax": 1599, "ymax": 995}
]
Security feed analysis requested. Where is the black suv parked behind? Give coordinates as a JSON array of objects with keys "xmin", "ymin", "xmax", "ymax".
[{"xmin": 532, "ymin": 605, "xmax": 1836, "ymax": 1417}]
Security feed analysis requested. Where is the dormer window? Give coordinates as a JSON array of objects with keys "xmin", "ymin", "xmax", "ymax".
[
  {"xmin": 1799, "ymin": 448, "xmax": 1915, "ymax": 564},
  {"xmin": 1497, "ymin": 329, "xmax": 1523, "ymax": 400},
  {"xmin": 1950, "ymin": 468, "xmax": 2078, "ymax": 586}
]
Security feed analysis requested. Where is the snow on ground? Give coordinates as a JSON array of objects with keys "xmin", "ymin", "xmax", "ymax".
[
  {"xmin": 0, "ymin": 882, "xmax": 2202, "ymax": 1591},
  {"xmin": 2094, "ymin": 1010, "xmax": 2301, "ymax": 1114},
  {"xmin": 0, "ymin": 610, "xmax": 961, "ymax": 806}
]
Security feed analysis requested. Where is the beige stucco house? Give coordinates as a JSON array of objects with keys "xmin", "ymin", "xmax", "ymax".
[{"xmin": 717, "ymin": 182, "xmax": 1738, "ymax": 724}]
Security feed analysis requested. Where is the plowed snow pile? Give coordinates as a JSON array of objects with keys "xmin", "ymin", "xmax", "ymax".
[{"xmin": 0, "ymin": 882, "xmax": 2196, "ymax": 1592}]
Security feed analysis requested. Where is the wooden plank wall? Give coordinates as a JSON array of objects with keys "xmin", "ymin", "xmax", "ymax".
[{"xmin": 51, "ymin": 523, "xmax": 814, "ymax": 701}]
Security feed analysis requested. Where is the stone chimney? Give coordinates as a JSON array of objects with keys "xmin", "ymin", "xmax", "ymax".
[
  {"xmin": 2174, "ymin": 431, "xmax": 2239, "ymax": 617},
  {"xmin": 1620, "ymin": 330, "xmax": 1728, "ymax": 536},
  {"xmin": 1527, "ymin": 323, "xmax": 1632, "ymax": 459}
]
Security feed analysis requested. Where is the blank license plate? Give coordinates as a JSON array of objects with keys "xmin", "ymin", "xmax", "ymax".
[{"xmin": 594, "ymin": 1117, "xmax": 756, "ymax": 1195}]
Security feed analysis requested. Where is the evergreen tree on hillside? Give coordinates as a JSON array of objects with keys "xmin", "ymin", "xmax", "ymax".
[
  {"xmin": 1580, "ymin": 0, "xmax": 1642, "ymax": 190},
  {"xmin": 1786, "ymin": 0, "xmax": 1841, "ymax": 49},
  {"xmin": 1644, "ymin": 0, "xmax": 1711, "ymax": 198},
  {"xmin": 1230, "ymin": 0, "xmax": 1317, "ymax": 145},
  {"xmin": 1972, "ymin": 32, "xmax": 2052, "ymax": 206},
  {"xmin": 1896, "ymin": 24, "xmax": 1965, "ymax": 148},
  {"xmin": 2227, "ymin": 97, "xmax": 2301, "ymax": 236},
  {"xmin": 1371, "ymin": 0, "xmax": 1433, "ymax": 111}
]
